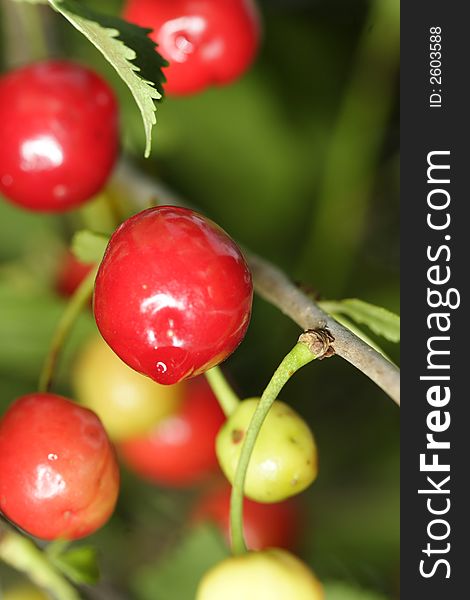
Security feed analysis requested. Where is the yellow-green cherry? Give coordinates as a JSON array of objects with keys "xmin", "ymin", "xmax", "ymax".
[{"xmin": 216, "ymin": 398, "xmax": 317, "ymax": 502}]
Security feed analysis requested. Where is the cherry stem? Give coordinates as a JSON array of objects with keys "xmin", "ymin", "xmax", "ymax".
[
  {"xmin": 1, "ymin": 0, "xmax": 49, "ymax": 67},
  {"xmin": 17, "ymin": 2, "xmax": 49, "ymax": 62},
  {"xmin": 38, "ymin": 266, "xmax": 98, "ymax": 393},
  {"xmin": 229, "ymin": 331, "xmax": 331, "ymax": 555},
  {"xmin": 205, "ymin": 366, "xmax": 240, "ymax": 417},
  {"xmin": 0, "ymin": 527, "xmax": 80, "ymax": 600}
]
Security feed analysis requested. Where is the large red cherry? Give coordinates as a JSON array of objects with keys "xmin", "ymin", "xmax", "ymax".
[
  {"xmin": 93, "ymin": 206, "xmax": 253, "ymax": 385},
  {"xmin": 0, "ymin": 393, "xmax": 120, "ymax": 541},
  {"xmin": 0, "ymin": 60, "xmax": 119, "ymax": 212},
  {"xmin": 123, "ymin": 0, "xmax": 260, "ymax": 95}
]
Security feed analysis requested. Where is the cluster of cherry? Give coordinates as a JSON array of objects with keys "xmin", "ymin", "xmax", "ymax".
[{"xmin": 0, "ymin": 2, "xmax": 324, "ymax": 598}]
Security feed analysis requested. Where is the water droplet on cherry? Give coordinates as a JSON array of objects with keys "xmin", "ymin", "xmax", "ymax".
[
  {"xmin": 175, "ymin": 34, "xmax": 194, "ymax": 55},
  {"xmin": 156, "ymin": 361, "xmax": 168, "ymax": 375}
]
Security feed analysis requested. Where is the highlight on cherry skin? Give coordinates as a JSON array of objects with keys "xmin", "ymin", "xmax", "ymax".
[
  {"xmin": 118, "ymin": 376, "xmax": 225, "ymax": 487},
  {"xmin": 0, "ymin": 60, "xmax": 119, "ymax": 213},
  {"xmin": 196, "ymin": 548, "xmax": 324, "ymax": 600},
  {"xmin": 0, "ymin": 393, "xmax": 120, "ymax": 541},
  {"xmin": 216, "ymin": 398, "xmax": 318, "ymax": 502},
  {"xmin": 123, "ymin": 0, "xmax": 261, "ymax": 95},
  {"xmin": 93, "ymin": 206, "xmax": 253, "ymax": 386},
  {"xmin": 73, "ymin": 334, "xmax": 184, "ymax": 442},
  {"xmin": 192, "ymin": 483, "xmax": 302, "ymax": 551}
]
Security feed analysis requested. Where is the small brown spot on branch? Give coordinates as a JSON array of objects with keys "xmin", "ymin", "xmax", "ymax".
[{"xmin": 298, "ymin": 328, "xmax": 335, "ymax": 359}]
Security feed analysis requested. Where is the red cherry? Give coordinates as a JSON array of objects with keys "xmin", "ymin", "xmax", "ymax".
[
  {"xmin": 192, "ymin": 484, "xmax": 302, "ymax": 551},
  {"xmin": 94, "ymin": 206, "xmax": 253, "ymax": 385},
  {"xmin": 0, "ymin": 61, "xmax": 119, "ymax": 212},
  {"xmin": 55, "ymin": 250, "xmax": 94, "ymax": 298},
  {"xmin": 118, "ymin": 377, "xmax": 225, "ymax": 486},
  {"xmin": 0, "ymin": 393, "xmax": 120, "ymax": 541},
  {"xmin": 123, "ymin": 0, "xmax": 260, "ymax": 95}
]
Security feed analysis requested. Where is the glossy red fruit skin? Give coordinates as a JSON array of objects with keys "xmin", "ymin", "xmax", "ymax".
[
  {"xmin": 94, "ymin": 206, "xmax": 253, "ymax": 385},
  {"xmin": 55, "ymin": 250, "xmax": 94, "ymax": 298},
  {"xmin": 193, "ymin": 484, "xmax": 301, "ymax": 551},
  {"xmin": 118, "ymin": 377, "xmax": 225, "ymax": 486},
  {"xmin": 0, "ymin": 61, "xmax": 119, "ymax": 212},
  {"xmin": 0, "ymin": 393, "xmax": 120, "ymax": 541},
  {"xmin": 123, "ymin": 0, "xmax": 260, "ymax": 95}
]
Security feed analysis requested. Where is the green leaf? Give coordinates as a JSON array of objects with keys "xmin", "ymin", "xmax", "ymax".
[
  {"xmin": 320, "ymin": 299, "xmax": 400, "ymax": 343},
  {"xmin": 46, "ymin": 0, "xmax": 167, "ymax": 157},
  {"xmin": 50, "ymin": 545, "xmax": 100, "ymax": 585},
  {"xmin": 71, "ymin": 230, "xmax": 109, "ymax": 264},
  {"xmin": 133, "ymin": 524, "xmax": 230, "ymax": 600},
  {"xmin": 324, "ymin": 582, "xmax": 388, "ymax": 600}
]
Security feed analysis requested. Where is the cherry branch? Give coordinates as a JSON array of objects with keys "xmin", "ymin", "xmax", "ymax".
[
  {"xmin": 112, "ymin": 160, "xmax": 400, "ymax": 407},
  {"xmin": 247, "ymin": 253, "xmax": 400, "ymax": 405}
]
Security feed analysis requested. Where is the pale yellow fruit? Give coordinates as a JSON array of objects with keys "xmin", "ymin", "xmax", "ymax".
[
  {"xmin": 216, "ymin": 398, "xmax": 317, "ymax": 502},
  {"xmin": 73, "ymin": 335, "xmax": 184, "ymax": 441},
  {"xmin": 197, "ymin": 548, "xmax": 324, "ymax": 600},
  {"xmin": 1, "ymin": 585, "xmax": 49, "ymax": 600}
]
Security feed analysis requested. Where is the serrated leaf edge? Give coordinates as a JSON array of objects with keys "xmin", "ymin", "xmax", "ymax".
[{"xmin": 49, "ymin": 0, "xmax": 161, "ymax": 157}]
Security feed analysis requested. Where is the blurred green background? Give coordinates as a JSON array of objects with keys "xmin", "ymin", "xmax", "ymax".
[{"xmin": 0, "ymin": 0, "xmax": 399, "ymax": 598}]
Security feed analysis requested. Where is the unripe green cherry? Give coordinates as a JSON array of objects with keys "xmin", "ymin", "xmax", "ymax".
[
  {"xmin": 73, "ymin": 335, "xmax": 184, "ymax": 441},
  {"xmin": 196, "ymin": 548, "xmax": 324, "ymax": 600},
  {"xmin": 216, "ymin": 398, "xmax": 317, "ymax": 502},
  {"xmin": 1, "ymin": 586, "xmax": 48, "ymax": 600}
]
